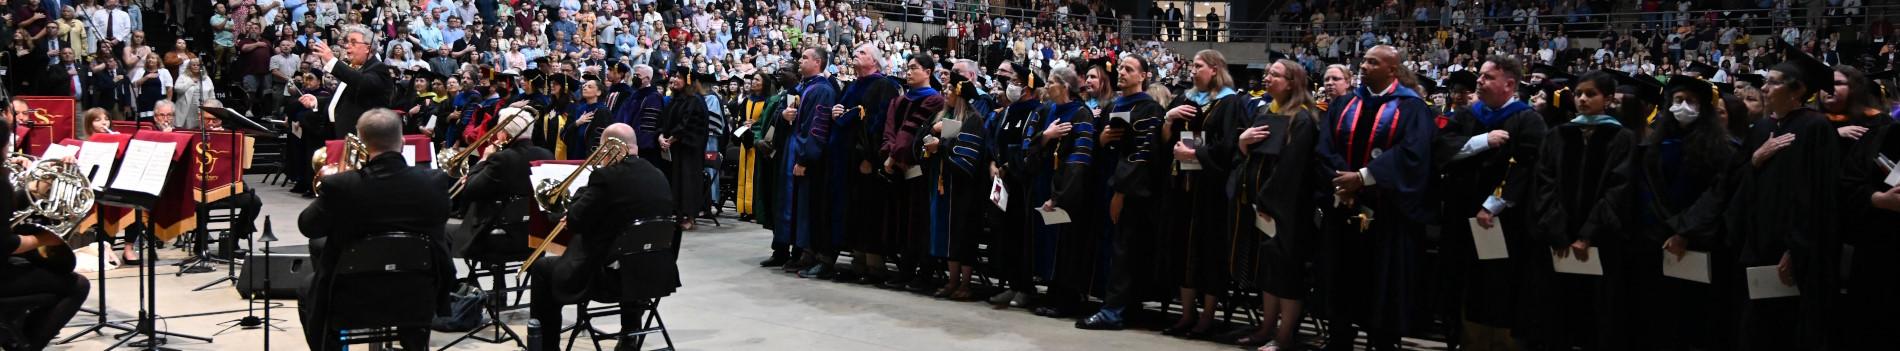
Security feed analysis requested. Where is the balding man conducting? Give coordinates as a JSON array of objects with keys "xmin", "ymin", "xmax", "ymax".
[
  {"xmin": 1314, "ymin": 45, "xmax": 1438, "ymax": 351},
  {"xmin": 527, "ymin": 123, "xmax": 680, "ymax": 351}
]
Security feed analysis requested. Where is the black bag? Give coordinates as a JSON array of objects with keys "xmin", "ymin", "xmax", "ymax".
[{"xmin": 430, "ymin": 283, "xmax": 487, "ymax": 332}]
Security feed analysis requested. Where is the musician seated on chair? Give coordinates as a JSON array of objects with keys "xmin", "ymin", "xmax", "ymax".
[
  {"xmin": 196, "ymin": 99, "xmax": 264, "ymax": 259},
  {"xmin": 447, "ymin": 107, "xmax": 551, "ymax": 259},
  {"xmin": 0, "ymin": 122, "xmax": 90, "ymax": 351},
  {"xmin": 529, "ymin": 123, "xmax": 680, "ymax": 351},
  {"xmin": 298, "ymin": 108, "xmax": 455, "ymax": 350}
]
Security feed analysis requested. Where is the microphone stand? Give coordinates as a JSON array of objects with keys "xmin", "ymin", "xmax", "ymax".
[
  {"xmin": 215, "ymin": 216, "xmax": 283, "ymax": 336},
  {"xmin": 175, "ymin": 127, "xmax": 220, "ymax": 275},
  {"xmin": 58, "ymin": 166, "xmax": 136, "ymax": 344}
]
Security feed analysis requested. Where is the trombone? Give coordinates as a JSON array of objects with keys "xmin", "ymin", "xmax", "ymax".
[
  {"xmin": 518, "ymin": 137, "xmax": 628, "ymax": 274},
  {"xmin": 439, "ymin": 106, "xmax": 536, "ymax": 180}
]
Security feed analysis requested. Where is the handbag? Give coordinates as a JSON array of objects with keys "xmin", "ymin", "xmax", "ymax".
[{"xmin": 429, "ymin": 282, "xmax": 487, "ymax": 332}]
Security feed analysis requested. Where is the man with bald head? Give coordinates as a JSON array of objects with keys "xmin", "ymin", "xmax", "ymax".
[
  {"xmin": 1315, "ymin": 44, "xmax": 1438, "ymax": 351},
  {"xmin": 298, "ymin": 109, "xmax": 454, "ymax": 350},
  {"xmin": 828, "ymin": 42, "xmax": 902, "ymax": 283},
  {"xmin": 527, "ymin": 123, "xmax": 680, "ymax": 351}
]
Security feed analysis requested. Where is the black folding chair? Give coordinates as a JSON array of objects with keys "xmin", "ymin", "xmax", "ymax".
[
  {"xmin": 320, "ymin": 232, "xmax": 443, "ymax": 351},
  {"xmin": 564, "ymin": 217, "xmax": 680, "ymax": 351}
]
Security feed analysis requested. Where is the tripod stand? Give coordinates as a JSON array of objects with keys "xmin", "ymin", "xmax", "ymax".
[
  {"xmin": 214, "ymin": 216, "xmax": 283, "ymax": 336},
  {"xmin": 57, "ymin": 224, "xmax": 137, "ymax": 344},
  {"xmin": 107, "ymin": 210, "xmax": 215, "ymax": 350}
]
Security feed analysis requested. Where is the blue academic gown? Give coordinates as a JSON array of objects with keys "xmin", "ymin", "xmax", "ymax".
[
  {"xmin": 781, "ymin": 76, "xmax": 838, "ymax": 250},
  {"xmin": 1314, "ymin": 81, "xmax": 1439, "ymax": 337}
]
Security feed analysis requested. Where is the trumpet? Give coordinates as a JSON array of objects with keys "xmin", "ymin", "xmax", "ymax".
[
  {"xmin": 519, "ymin": 137, "xmax": 628, "ymax": 274},
  {"xmin": 310, "ymin": 134, "xmax": 369, "ymax": 193},
  {"xmin": 439, "ymin": 106, "xmax": 535, "ymax": 179}
]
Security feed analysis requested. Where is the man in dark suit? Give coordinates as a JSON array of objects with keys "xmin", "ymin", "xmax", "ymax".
[
  {"xmin": 298, "ymin": 24, "xmax": 394, "ymax": 140},
  {"xmin": 528, "ymin": 123, "xmax": 679, "ymax": 351},
  {"xmin": 1166, "ymin": 4, "xmax": 1183, "ymax": 41},
  {"xmin": 297, "ymin": 109, "xmax": 454, "ymax": 350},
  {"xmin": 448, "ymin": 106, "xmax": 552, "ymax": 259}
]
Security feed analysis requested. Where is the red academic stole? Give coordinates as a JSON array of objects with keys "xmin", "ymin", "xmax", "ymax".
[{"xmin": 1334, "ymin": 88, "xmax": 1410, "ymax": 169}]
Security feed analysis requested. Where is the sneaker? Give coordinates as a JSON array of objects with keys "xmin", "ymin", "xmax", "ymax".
[
  {"xmin": 1009, "ymin": 291, "xmax": 1036, "ymax": 309},
  {"xmin": 1075, "ymin": 312, "xmax": 1125, "ymax": 330},
  {"xmin": 797, "ymin": 264, "xmax": 832, "ymax": 279},
  {"xmin": 987, "ymin": 290, "xmax": 1017, "ymax": 307}
]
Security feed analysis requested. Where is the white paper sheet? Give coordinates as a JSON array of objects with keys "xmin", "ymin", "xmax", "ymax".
[
  {"xmin": 1039, "ymin": 207, "xmax": 1071, "ymax": 225},
  {"xmin": 109, "ymin": 140, "xmax": 176, "ymax": 196},
  {"xmin": 905, "ymin": 165, "xmax": 923, "ymax": 179},
  {"xmin": 1551, "ymin": 247, "xmax": 1604, "ymax": 275},
  {"xmin": 940, "ymin": 119, "xmax": 963, "ymax": 139},
  {"xmin": 1178, "ymin": 132, "xmax": 1203, "ymax": 170},
  {"xmin": 1661, "ymin": 251, "xmax": 1712, "ymax": 283},
  {"xmin": 402, "ymin": 145, "xmax": 418, "ymax": 166},
  {"xmin": 1255, "ymin": 209, "xmax": 1277, "ymax": 238},
  {"xmin": 989, "ymin": 176, "xmax": 1008, "ymax": 211},
  {"xmin": 1109, "ymin": 111, "xmax": 1131, "ymax": 124},
  {"xmin": 76, "ymin": 141, "xmax": 119, "ymax": 190},
  {"xmin": 528, "ymin": 164, "xmax": 594, "ymax": 211},
  {"xmin": 733, "ymin": 125, "xmax": 751, "ymax": 139},
  {"xmin": 40, "ymin": 143, "xmax": 78, "ymax": 160},
  {"xmin": 1470, "ymin": 218, "xmax": 1510, "ymax": 260},
  {"xmin": 1886, "ymin": 166, "xmax": 1900, "ymax": 187},
  {"xmin": 1746, "ymin": 265, "xmax": 1800, "ymax": 300}
]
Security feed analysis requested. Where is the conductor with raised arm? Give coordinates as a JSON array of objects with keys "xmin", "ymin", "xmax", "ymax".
[{"xmin": 298, "ymin": 24, "xmax": 395, "ymax": 140}]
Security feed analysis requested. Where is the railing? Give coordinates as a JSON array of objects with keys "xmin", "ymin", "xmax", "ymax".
[{"xmin": 852, "ymin": 0, "xmax": 1898, "ymax": 46}]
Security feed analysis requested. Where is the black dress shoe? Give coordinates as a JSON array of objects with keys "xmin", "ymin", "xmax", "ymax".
[
  {"xmin": 759, "ymin": 255, "xmax": 792, "ymax": 267},
  {"xmin": 1075, "ymin": 313, "xmax": 1125, "ymax": 330},
  {"xmin": 905, "ymin": 279, "xmax": 938, "ymax": 294},
  {"xmin": 879, "ymin": 276, "xmax": 911, "ymax": 290},
  {"xmin": 1033, "ymin": 306, "xmax": 1071, "ymax": 318},
  {"xmin": 1184, "ymin": 327, "xmax": 1216, "ymax": 340},
  {"xmin": 830, "ymin": 269, "xmax": 859, "ymax": 283}
]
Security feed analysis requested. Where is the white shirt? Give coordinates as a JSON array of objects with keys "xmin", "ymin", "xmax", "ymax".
[
  {"xmin": 324, "ymin": 58, "xmax": 348, "ymax": 122},
  {"xmin": 90, "ymin": 8, "xmax": 132, "ymax": 48}
]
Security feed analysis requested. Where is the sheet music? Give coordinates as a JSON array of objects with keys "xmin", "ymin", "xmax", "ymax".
[
  {"xmin": 40, "ymin": 143, "xmax": 78, "ymax": 160},
  {"xmin": 1746, "ymin": 265, "xmax": 1800, "ymax": 299},
  {"xmin": 940, "ymin": 119, "xmax": 963, "ymax": 139},
  {"xmin": 1470, "ymin": 218, "xmax": 1510, "ymax": 260},
  {"xmin": 1662, "ymin": 250, "xmax": 1712, "ymax": 283},
  {"xmin": 1039, "ymin": 207, "xmax": 1071, "ymax": 225},
  {"xmin": 402, "ymin": 145, "xmax": 418, "ymax": 166},
  {"xmin": 76, "ymin": 141, "xmax": 118, "ymax": 190},
  {"xmin": 1551, "ymin": 247, "xmax": 1604, "ymax": 275},
  {"xmin": 109, "ymin": 140, "xmax": 176, "ymax": 196}
]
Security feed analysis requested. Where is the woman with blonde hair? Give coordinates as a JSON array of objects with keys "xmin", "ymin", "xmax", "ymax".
[
  {"xmin": 171, "ymin": 58, "xmax": 215, "ymax": 129},
  {"xmin": 1156, "ymin": 49, "xmax": 1250, "ymax": 339},
  {"xmin": 1231, "ymin": 59, "xmax": 1323, "ymax": 350}
]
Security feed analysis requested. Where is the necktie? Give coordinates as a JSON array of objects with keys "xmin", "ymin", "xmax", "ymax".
[{"xmin": 107, "ymin": 11, "xmax": 115, "ymax": 42}]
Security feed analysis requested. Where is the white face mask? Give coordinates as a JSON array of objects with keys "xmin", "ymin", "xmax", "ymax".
[
  {"xmin": 1670, "ymin": 101, "xmax": 1700, "ymax": 126},
  {"xmin": 1006, "ymin": 83, "xmax": 1025, "ymax": 101}
]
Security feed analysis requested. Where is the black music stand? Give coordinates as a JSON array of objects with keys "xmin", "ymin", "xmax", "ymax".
[
  {"xmin": 57, "ymin": 165, "xmax": 137, "ymax": 344},
  {"xmin": 98, "ymin": 137, "xmax": 215, "ymax": 350},
  {"xmin": 179, "ymin": 106, "xmax": 267, "ymax": 282}
]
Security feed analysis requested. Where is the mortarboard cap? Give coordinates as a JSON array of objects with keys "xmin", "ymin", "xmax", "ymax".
[
  {"xmin": 1731, "ymin": 73, "xmax": 1765, "ymax": 90},
  {"xmin": 1665, "ymin": 74, "xmax": 1717, "ymax": 104},
  {"xmin": 1773, "ymin": 40, "xmax": 1834, "ymax": 96},
  {"xmin": 1446, "ymin": 70, "xmax": 1479, "ymax": 91},
  {"xmin": 1686, "ymin": 61, "xmax": 1719, "ymax": 79}
]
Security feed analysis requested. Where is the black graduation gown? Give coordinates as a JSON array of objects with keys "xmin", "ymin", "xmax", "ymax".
[
  {"xmin": 1157, "ymin": 93, "xmax": 1246, "ymax": 293},
  {"xmin": 987, "ymin": 99, "xmax": 1043, "ymax": 289},
  {"xmin": 839, "ymin": 75, "xmax": 900, "ymax": 254},
  {"xmin": 1526, "ymin": 120, "xmax": 1635, "ymax": 350},
  {"xmin": 660, "ymin": 92, "xmax": 710, "ymax": 219},
  {"xmin": 1725, "ymin": 108, "xmax": 1841, "ymax": 351},
  {"xmin": 1100, "ymin": 93, "xmax": 1169, "ymax": 308},
  {"xmin": 1839, "ymin": 122, "xmax": 1900, "ymax": 350},
  {"xmin": 924, "ymin": 107, "xmax": 991, "ymax": 262},
  {"xmin": 1432, "ymin": 104, "xmax": 1547, "ymax": 328},
  {"xmin": 1230, "ymin": 107, "xmax": 1321, "ymax": 299},
  {"xmin": 1596, "ymin": 120, "xmax": 1739, "ymax": 350}
]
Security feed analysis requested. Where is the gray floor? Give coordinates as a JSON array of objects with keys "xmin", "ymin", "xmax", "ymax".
[{"xmin": 48, "ymin": 175, "xmax": 1275, "ymax": 351}]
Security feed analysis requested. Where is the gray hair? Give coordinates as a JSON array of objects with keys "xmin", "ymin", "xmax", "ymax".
[
  {"xmin": 356, "ymin": 108, "xmax": 403, "ymax": 153},
  {"xmin": 1048, "ymin": 65, "xmax": 1081, "ymax": 98},
  {"xmin": 343, "ymin": 24, "xmax": 378, "ymax": 55},
  {"xmin": 153, "ymin": 100, "xmax": 175, "ymax": 111}
]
